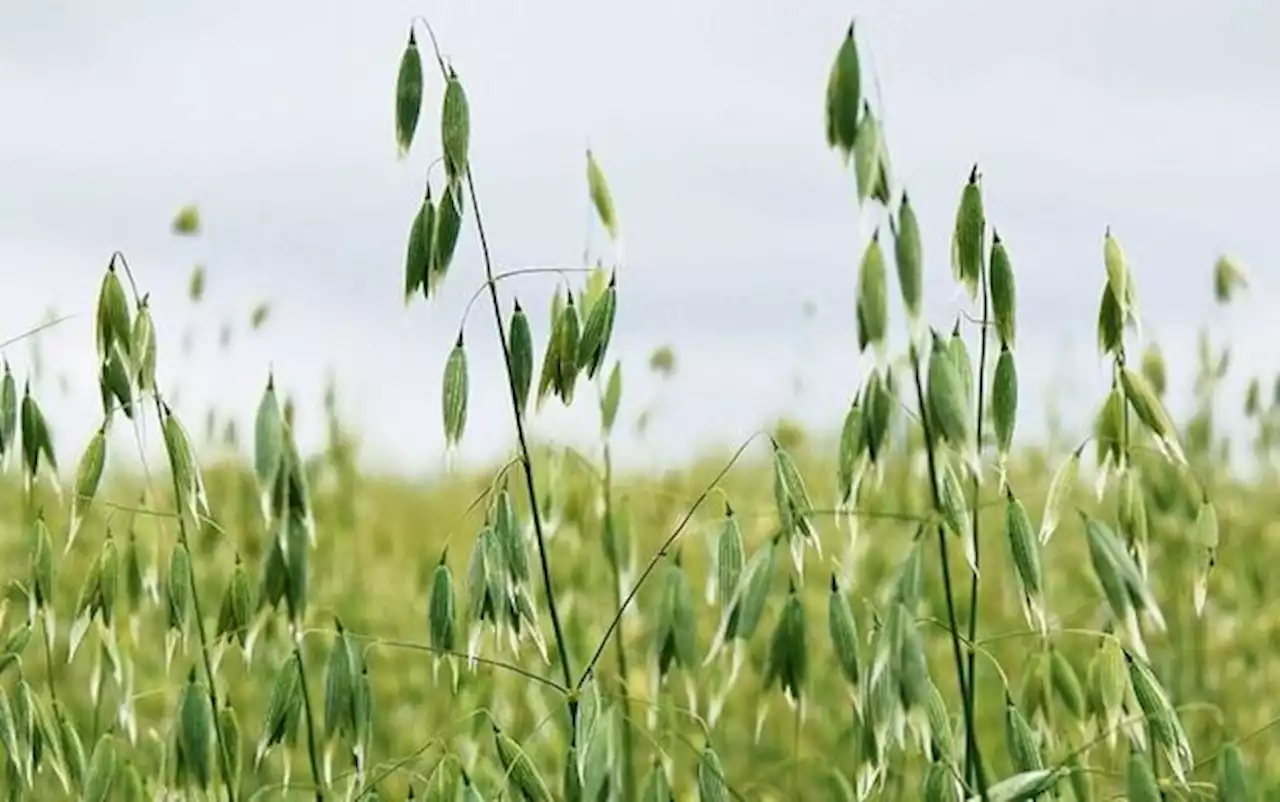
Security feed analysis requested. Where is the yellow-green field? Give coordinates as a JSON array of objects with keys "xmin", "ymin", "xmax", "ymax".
[
  {"xmin": 0, "ymin": 13, "xmax": 1275, "ymax": 802},
  {"xmin": 2, "ymin": 401, "xmax": 1278, "ymax": 799}
]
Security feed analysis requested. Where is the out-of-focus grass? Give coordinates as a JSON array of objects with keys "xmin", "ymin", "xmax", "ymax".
[{"xmin": 5, "ymin": 419, "xmax": 1278, "ymax": 798}]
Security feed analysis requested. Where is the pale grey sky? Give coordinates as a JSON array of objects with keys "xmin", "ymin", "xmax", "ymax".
[{"xmin": 1, "ymin": 1, "xmax": 1277, "ymax": 475}]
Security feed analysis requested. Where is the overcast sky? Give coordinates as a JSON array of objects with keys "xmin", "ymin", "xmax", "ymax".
[{"xmin": 1, "ymin": 1, "xmax": 1277, "ymax": 475}]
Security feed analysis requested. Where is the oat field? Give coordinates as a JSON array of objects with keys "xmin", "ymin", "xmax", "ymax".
[{"xmin": 0, "ymin": 15, "xmax": 1276, "ymax": 802}]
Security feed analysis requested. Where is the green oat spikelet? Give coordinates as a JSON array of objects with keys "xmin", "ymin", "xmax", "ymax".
[
  {"xmin": 131, "ymin": 298, "xmax": 157, "ymax": 392},
  {"xmin": 602, "ymin": 361, "xmax": 623, "ymax": 434},
  {"xmin": 177, "ymin": 668, "xmax": 213, "ymax": 790},
  {"xmin": 1192, "ymin": 496, "xmax": 1218, "ymax": 616},
  {"xmin": 509, "ymin": 300, "xmax": 534, "ymax": 419},
  {"xmin": 1125, "ymin": 749, "xmax": 1161, "ymax": 802},
  {"xmin": 764, "ymin": 578, "xmax": 808, "ymax": 705},
  {"xmin": 442, "ymin": 333, "xmax": 469, "ymax": 448},
  {"xmin": 441, "ymin": 66, "xmax": 470, "ymax": 184},
  {"xmin": 578, "ymin": 273, "xmax": 618, "ymax": 379},
  {"xmin": 587, "ymin": 149, "xmax": 620, "ymax": 241},
  {"xmin": 394, "ymin": 27, "xmax": 423, "ymax": 156},
  {"xmin": 939, "ymin": 455, "xmax": 977, "ymax": 576},
  {"xmin": 1216, "ymin": 740, "xmax": 1249, "ymax": 801},
  {"xmin": 1213, "ymin": 255, "xmax": 1249, "ymax": 304},
  {"xmin": 215, "ymin": 554, "xmax": 253, "ymax": 653},
  {"xmin": 714, "ymin": 504, "xmax": 744, "ymax": 607},
  {"xmin": 771, "ymin": 439, "xmax": 818, "ymax": 573},
  {"xmin": 95, "ymin": 262, "xmax": 132, "ymax": 363},
  {"xmin": 893, "ymin": 192, "xmax": 924, "ymax": 332},
  {"xmin": 68, "ymin": 422, "xmax": 107, "ymax": 553},
  {"xmin": 640, "ymin": 759, "xmax": 673, "ymax": 802},
  {"xmin": 1003, "ymin": 694, "xmax": 1043, "ymax": 772},
  {"xmin": 696, "ymin": 743, "xmax": 730, "ymax": 802},
  {"xmin": 992, "ymin": 345, "xmax": 1018, "ymax": 481},
  {"xmin": 404, "ymin": 186, "xmax": 434, "ymax": 301},
  {"xmin": 1048, "ymin": 646, "xmax": 1086, "ymax": 722},
  {"xmin": 1038, "ymin": 444, "xmax": 1082, "ymax": 545},
  {"xmin": 853, "ymin": 102, "xmax": 891, "ymax": 204},
  {"xmin": 255, "ymin": 655, "xmax": 302, "ymax": 769},
  {"xmin": 83, "ymin": 732, "xmax": 118, "ymax": 802},
  {"xmin": 828, "ymin": 574, "xmax": 861, "ymax": 699},
  {"xmin": 0, "ymin": 363, "xmax": 15, "ymax": 468},
  {"xmin": 857, "ymin": 231, "xmax": 888, "ymax": 354},
  {"xmin": 1126, "ymin": 650, "xmax": 1193, "ymax": 783},
  {"xmin": 951, "ymin": 165, "xmax": 985, "ymax": 299},
  {"xmin": 1120, "ymin": 366, "xmax": 1186, "ymax": 465},
  {"xmin": 927, "ymin": 329, "xmax": 975, "ymax": 471},
  {"xmin": 989, "ymin": 230, "xmax": 1016, "ymax": 348},
  {"xmin": 556, "ymin": 293, "xmax": 582, "ymax": 404},
  {"xmin": 430, "ymin": 180, "xmax": 464, "ymax": 292},
  {"xmin": 824, "ymin": 22, "xmax": 861, "ymax": 157},
  {"xmin": 1004, "ymin": 486, "xmax": 1046, "ymax": 635},
  {"xmin": 493, "ymin": 722, "xmax": 553, "ymax": 802}
]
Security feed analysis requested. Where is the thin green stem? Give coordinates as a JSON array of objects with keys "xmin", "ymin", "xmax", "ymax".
[
  {"xmin": 603, "ymin": 441, "xmax": 638, "ymax": 800},
  {"xmin": 461, "ymin": 168, "xmax": 577, "ymax": 708},
  {"xmin": 578, "ymin": 432, "xmax": 762, "ymax": 688},
  {"xmin": 293, "ymin": 643, "xmax": 325, "ymax": 802},
  {"xmin": 343, "ymin": 632, "xmax": 565, "ymax": 693},
  {"xmin": 963, "ymin": 258, "xmax": 992, "ymax": 783},
  {"xmin": 150, "ymin": 396, "xmax": 240, "ymax": 802},
  {"xmin": 907, "ymin": 343, "xmax": 989, "ymax": 801},
  {"xmin": 1115, "ymin": 347, "xmax": 1160, "ymax": 784}
]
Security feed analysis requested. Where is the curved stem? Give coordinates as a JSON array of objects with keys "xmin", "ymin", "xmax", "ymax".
[
  {"xmin": 907, "ymin": 343, "xmax": 989, "ymax": 800},
  {"xmin": 345, "ymin": 631, "xmax": 565, "ymax": 693},
  {"xmin": 459, "ymin": 266, "xmax": 595, "ymax": 330}
]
